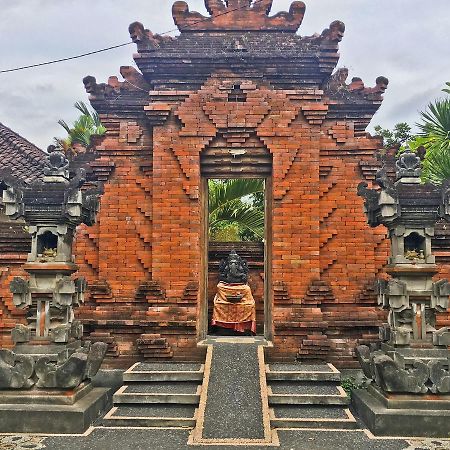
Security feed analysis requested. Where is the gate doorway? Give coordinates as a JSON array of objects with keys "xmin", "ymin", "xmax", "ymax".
[{"xmin": 199, "ymin": 176, "xmax": 273, "ymax": 340}]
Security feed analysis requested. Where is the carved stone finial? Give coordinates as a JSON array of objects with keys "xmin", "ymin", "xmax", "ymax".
[
  {"xmin": 325, "ymin": 68, "xmax": 349, "ymax": 92},
  {"xmin": 348, "ymin": 77, "xmax": 365, "ymax": 92},
  {"xmin": 83, "ymin": 75, "xmax": 110, "ymax": 99},
  {"xmin": 395, "ymin": 147, "xmax": 421, "ymax": 182},
  {"xmin": 321, "ymin": 20, "xmax": 345, "ymax": 42},
  {"xmin": 43, "ymin": 145, "xmax": 69, "ymax": 182},
  {"xmin": 374, "ymin": 76, "xmax": 389, "ymax": 94},
  {"xmin": 172, "ymin": 0, "xmax": 306, "ymax": 32},
  {"xmin": 218, "ymin": 250, "xmax": 249, "ymax": 284},
  {"xmin": 128, "ymin": 21, "xmax": 159, "ymax": 51},
  {"xmin": 82, "ymin": 75, "xmax": 97, "ymax": 94}
]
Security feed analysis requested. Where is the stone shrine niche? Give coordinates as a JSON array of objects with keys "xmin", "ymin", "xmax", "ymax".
[
  {"xmin": 36, "ymin": 230, "xmax": 58, "ymax": 257},
  {"xmin": 357, "ymin": 150, "xmax": 450, "ymax": 394},
  {"xmin": 389, "ymin": 227, "xmax": 434, "ymax": 265},
  {"xmin": 0, "ymin": 148, "xmax": 106, "ymax": 389}
]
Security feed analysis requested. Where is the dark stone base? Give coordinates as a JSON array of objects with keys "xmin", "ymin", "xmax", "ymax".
[
  {"xmin": 0, "ymin": 386, "xmax": 110, "ymax": 433},
  {"xmin": 353, "ymin": 387, "xmax": 450, "ymax": 437}
]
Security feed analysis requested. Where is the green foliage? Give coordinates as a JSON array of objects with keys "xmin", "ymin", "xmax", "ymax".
[
  {"xmin": 341, "ymin": 376, "xmax": 364, "ymax": 398},
  {"xmin": 208, "ymin": 179, "xmax": 264, "ymax": 242},
  {"xmin": 416, "ymin": 86, "xmax": 450, "ymax": 184},
  {"xmin": 209, "ymin": 224, "xmax": 241, "ymax": 242},
  {"xmin": 54, "ymin": 101, "xmax": 106, "ymax": 153},
  {"xmin": 374, "ymin": 122, "xmax": 413, "ymax": 149},
  {"xmin": 374, "ymin": 83, "xmax": 450, "ymax": 185},
  {"xmin": 443, "ymin": 82, "xmax": 450, "ymax": 95}
]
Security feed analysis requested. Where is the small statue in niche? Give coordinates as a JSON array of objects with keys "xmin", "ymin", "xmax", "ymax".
[
  {"xmin": 39, "ymin": 247, "xmax": 57, "ymax": 262},
  {"xmin": 405, "ymin": 249, "xmax": 421, "ymax": 260},
  {"xmin": 212, "ymin": 250, "xmax": 256, "ymax": 335}
]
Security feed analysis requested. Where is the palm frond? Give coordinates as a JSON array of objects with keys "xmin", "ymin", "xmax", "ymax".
[
  {"xmin": 417, "ymin": 97, "xmax": 450, "ymax": 184},
  {"xmin": 210, "ymin": 201, "xmax": 264, "ymax": 238},
  {"xmin": 57, "ymin": 119, "xmax": 71, "ymax": 134},
  {"xmin": 209, "ymin": 179, "xmax": 264, "ymax": 215},
  {"xmin": 74, "ymin": 101, "xmax": 91, "ymax": 117},
  {"xmin": 208, "ymin": 179, "xmax": 265, "ymax": 241}
]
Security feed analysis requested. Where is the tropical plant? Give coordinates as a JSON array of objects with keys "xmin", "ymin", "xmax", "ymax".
[
  {"xmin": 54, "ymin": 101, "xmax": 106, "ymax": 154},
  {"xmin": 374, "ymin": 83, "xmax": 450, "ymax": 185},
  {"xmin": 415, "ymin": 94, "xmax": 450, "ymax": 184},
  {"xmin": 374, "ymin": 122, "xmax": 412, "ymax": 149},
  {"xmin": 443, "ymin": 82, "xmax": 450, "ymax": 95},
  {"xmin": 208, "ymin": 179, "xmax": 264, "ymax": 242}
]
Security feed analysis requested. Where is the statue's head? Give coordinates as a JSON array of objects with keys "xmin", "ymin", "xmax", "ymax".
[{"xmin": 219, "ymin": 250, "xmax": 249, "ymax": 284}]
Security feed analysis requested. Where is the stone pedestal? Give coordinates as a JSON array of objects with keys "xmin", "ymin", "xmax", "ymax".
[
  {"xmin": 353, "ymin": 385, "xmax": 450, "ymax": 437},
  {"xmin": 0, "ymin": 384, "xmax": 110, "ymax": 433}
]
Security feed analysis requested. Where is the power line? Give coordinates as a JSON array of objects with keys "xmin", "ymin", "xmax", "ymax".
[
  {"xmin": 0, "ymin": 0, "xmax": 268, "ymax": 74},
  {"xmin": 0, "ymin": 43, "xmax": 133, "ymax": 74}
]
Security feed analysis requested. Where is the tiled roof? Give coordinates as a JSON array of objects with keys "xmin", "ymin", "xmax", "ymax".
[{"xmin": 0, "ymin": 122, "xmax": 49, "ymax": 183}]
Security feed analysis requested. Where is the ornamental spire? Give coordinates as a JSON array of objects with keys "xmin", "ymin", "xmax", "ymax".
[{"xmin": 172, "ymin": 0, "xmax": 306, "ymax": 32}]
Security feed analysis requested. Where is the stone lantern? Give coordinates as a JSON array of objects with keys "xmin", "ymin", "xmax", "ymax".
[
  {"xmin": 354, "ymin": 149, "xmax": 450, "ymax": 436},
  {"xmin": 0, "ymin": 147, "xmax": 108, "ymax": 433}
]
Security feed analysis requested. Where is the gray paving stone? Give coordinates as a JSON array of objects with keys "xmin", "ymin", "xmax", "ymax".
[
  {"xmin": 131, "ymin": 363, "xmax": 202, "ymax": 372},
  {"xmin": 269, "ymin": 363, "xmax": 334, "ymax": 373},
  {"xmin": 273, "ymin": 405, "xmax": 349, "ymax": 419},
  {"xmin": 269, "ymin": 381, "xmax": 342, "ymax": 395},
  {"xmin": 39, "ymin": 427, "xmax": 417, "ymax": 450},
  {"xmin": 123, "ymin": 382, "xmax": 200, "ymax": 394},
  {"xmin": 113, "ymin": 405, "xmax": 196, "ymax": 418}
]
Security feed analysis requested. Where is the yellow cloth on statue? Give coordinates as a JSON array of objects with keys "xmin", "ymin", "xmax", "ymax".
[{"xmin": 212, "ymin": 282, "xmax": 256, "ymax": 324}]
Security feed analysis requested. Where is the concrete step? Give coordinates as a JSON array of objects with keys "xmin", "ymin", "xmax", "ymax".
[
  {"xmin": 266, "ymin": 363, "xmax": 341, "ymax": 382},
  {"xmin": 270, "ymin": 406, "xmax": 358, "ymax": 429},
  {"xmin": 113, "ymin": 383, "xmax": 201, "ymax": 405},
  {"xmin": 123, "ymin": 362, "xmax": 204, "ymax": 382},
  {"xmin": 268, "ymin": 382, "xmax": 349, "ymax": 406},
  {"xmin": 102, "ymin": 405, "xmax": 197, "ymax": 428}
]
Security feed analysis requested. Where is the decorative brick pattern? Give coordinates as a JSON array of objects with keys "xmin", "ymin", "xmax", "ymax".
[{"xmin": 137, "ymin": 333, "xmax": 174, "ymax": 359}]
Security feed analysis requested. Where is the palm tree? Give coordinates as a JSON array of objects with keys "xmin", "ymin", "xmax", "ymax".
[
  {"xmin": 54, "ymin": 101, "xmax": 106, "ymax": 154},
  {"xmin": 417, "ymin": 93, "xmax": 450, "ymax": 184},
  {"xmin": 208, "ymin": 179, "xmax": 264, "ymax": 242}
]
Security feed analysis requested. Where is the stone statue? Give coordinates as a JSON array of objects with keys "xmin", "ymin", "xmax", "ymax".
[
  {"xmin": 212, "ymin": 250, "xmax": 255, "ymax": 334},
  {"xmin": 218, "ymin": 250, "xmax": 249, "ymax": 284}
]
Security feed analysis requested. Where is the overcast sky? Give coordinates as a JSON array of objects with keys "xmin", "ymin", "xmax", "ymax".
[{"xmin": 0, "ymin": 0, "xmax": 449, "ymax": 149}]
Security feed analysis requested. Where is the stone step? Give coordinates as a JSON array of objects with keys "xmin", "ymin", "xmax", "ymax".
[
  {"xmin": 102, "ymin": 405, "xmax": 197, "ymax": 428},
  {"xmin": 266, "ymin": 363, "xmax": 341, "ymax": 382},
  {"xmin": 113, "ymin": 383, "xmax": 201, "ymax": 405},
  {"xmin": 270, "ymin": 406, "xmax": 358, "ymax": 429},
  {"xmin": 268, "ymin": 382, "xmax": 349, "ymax": 406},
  {"xmin": 123, "ymin": 362, "xmax": 204, "ymax": 382}
]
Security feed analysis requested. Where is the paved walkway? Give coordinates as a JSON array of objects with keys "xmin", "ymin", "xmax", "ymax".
[{"xmin": 2, "ymin": 428, "xmax": 450, "ymax": 450}]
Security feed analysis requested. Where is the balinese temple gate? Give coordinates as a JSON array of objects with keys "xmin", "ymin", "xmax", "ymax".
[{"xmin": 73, "ymin": 0, "xmax": 394, "ymax": 366}]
